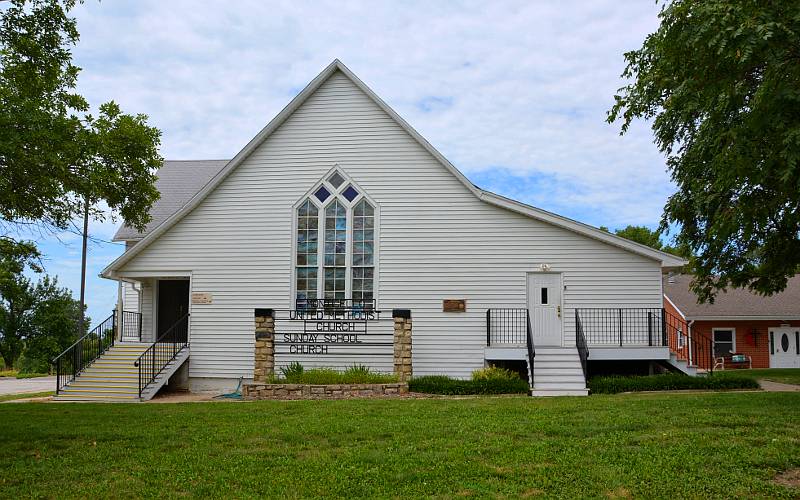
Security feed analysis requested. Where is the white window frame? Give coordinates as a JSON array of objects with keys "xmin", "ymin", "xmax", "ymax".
[
  {"xmin": 290, "ymin": 165, "xmax": 380, "ymax": 307},
  {"xmin": 712, "ymin": 327, "xmax": 736, "ymax": 357}
]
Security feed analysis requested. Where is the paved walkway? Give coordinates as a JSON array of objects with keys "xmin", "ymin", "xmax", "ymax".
[
  {"xmin": 759, "ymin": 380, "xmax": 800, "ymax": 392},
  {"xmin": 0, "ymin": 376, "xmax": 56, "ymax": 395}
]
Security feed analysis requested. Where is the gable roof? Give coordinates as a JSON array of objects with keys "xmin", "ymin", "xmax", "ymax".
[
  {"xmin": 664, "ymin": 274, "xmax": 800, "ymax": 319},
  {"xmin": 114, "ymin": 160, "xmax": 228, "ymax": 241},
  {"xmin": 103, "ymin": 59, "xmax": 685, "ymax": 278}
]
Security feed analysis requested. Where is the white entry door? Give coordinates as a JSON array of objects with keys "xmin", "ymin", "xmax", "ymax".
[
  {"xmin": 528, "ymin": 273, "xmax": 562, "ymax": 346},
  {"xmin": 770, "ymin": 327, "xmax": 800, "ymax": 368}
]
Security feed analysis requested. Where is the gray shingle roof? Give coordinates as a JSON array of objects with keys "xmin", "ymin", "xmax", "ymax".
[
  {"xmin": 664, "ymin": 273, "xmax": 800, "ymax": 318},
  {"xmin": 113, "ymin": 160, "xmax": 229, "ymax": 241}
]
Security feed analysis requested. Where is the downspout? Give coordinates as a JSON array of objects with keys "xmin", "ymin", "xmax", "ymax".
[
  {"xmin": 116, "ymin": 280, "xmax": 124, "ymax": 341},
  {"xmin": 687, "ymin": 319, "xmax": 695, "ymax": 366}
]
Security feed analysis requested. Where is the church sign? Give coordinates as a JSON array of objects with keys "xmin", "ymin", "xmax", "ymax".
[{"xmin": 273, "ymin": 300, "xmax": 392, "ymax": 356}]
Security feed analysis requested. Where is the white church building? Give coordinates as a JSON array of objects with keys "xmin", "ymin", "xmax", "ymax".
[{"xmin": 53, "ymin": 60, "xmax": 693, "ymax": 401}]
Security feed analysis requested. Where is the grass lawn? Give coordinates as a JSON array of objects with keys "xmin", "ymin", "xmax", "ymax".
[
  {"xmin": 1, "ymin": 393, "xmax": 799, "ymax": 498},
  {"xmin": 714, "ymin": 368, "xmax": 800, "ymax": 386},
  {"xmin": 0, "ymin": 391, "xmax": 53, "ymax": 402}
]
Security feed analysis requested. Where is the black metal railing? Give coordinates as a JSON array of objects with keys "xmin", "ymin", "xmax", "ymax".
[
  {"xmin": 574, "ymin": 308, "xmax": 669, "ymax": 347},
  {"xmin": 52, "ymin": 313, "xmax": 116, "ymax": 394},
  {"xmin": 575, "ymin": 310, "xmax": 589, "ymax": 382},
  {"xmin": 663, "ymin": 309, "xmax": 714, "ymax": 374},
  {"xmin": 120, "ymin": 311, "xmax": 142, "ymax": 341},
  {"xmin": 135, "ymin": 313, "xmax": 189, "ymax": 398},
  {"xmin": 486, "ymin": 308, "xmax": 529, "ymax": 345},
  {"xmin": 525, "ymin": 310, "xmax": 535, "ymax": 388}
]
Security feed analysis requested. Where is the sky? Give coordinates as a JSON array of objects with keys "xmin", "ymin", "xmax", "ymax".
[{"xmin": 14, "ymin": 0, "xmax": 674, "ymax": 326}]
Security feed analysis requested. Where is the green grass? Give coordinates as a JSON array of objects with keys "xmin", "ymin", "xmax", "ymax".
[
  {"xmin": 713, "ymin": 368, "xmax": 800, "ymax": 386},
  {"xmin": 0, "ymin": 391, "xmax": 53, "ymax": 402},
  {"xmin": 1, "ymin": 393, "xmax": 799, "ymax": 497},
  {"xmin": 13, "ymin": 372, "xmax": 49, "ymax": 379},
  {"xmin": 0, "ymin": 370, "xmax": 50, "ymax": 379}
]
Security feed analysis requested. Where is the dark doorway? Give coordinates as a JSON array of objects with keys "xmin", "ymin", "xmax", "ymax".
[{"xmin": 157, "ymin": 279, "xmax": 189, "ymax": 342}]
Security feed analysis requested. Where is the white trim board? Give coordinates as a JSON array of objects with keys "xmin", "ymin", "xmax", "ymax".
[{"xmin": 102, "ymin": 59, "xmax": 686, "ymax": 279}]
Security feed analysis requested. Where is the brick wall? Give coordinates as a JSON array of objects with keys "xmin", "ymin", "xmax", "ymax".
[{"xmin": 692, "ymin": 320, "xmax": 799, "ymax": 369}]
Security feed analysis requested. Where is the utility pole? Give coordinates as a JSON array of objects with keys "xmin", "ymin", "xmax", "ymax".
[{"xmin": 78, "ymin": 199, "xmax": 89, "ymax": 336}]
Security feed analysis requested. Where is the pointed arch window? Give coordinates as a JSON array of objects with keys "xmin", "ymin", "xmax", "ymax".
[
  {"xmin": 295, "ymin": 199, "xmax": 319, "ymax": 303},
  {"xmin": 293, "ymin": 169, "xmax": 377, "ymax": 306},
  {"xmin": 352, "ymin": 200, "xmax": 374, "ymax": 302},
  {"xmin": 324, "ymin": 200, "xmax": 347, "ymax": 299}
]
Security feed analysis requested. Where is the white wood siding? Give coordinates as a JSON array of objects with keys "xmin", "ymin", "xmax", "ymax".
[
  {"xmin": 117, "ymin": 71, "xmax": 663, "ymax": 379},
  {"xmin": 122, "ymin": 282, "xmax": 139, "ymax": 313}
]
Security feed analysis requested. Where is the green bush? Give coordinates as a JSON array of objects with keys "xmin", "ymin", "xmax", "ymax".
[
  {"xmin": 588, "ymin": 373, "xmax": 760, "ymax": 394},
  {"xmin": 409, "ymin": 375, "xmax": 529, "ymax": 395},
  {"xmin": 0, "ymin": 369, "xmax": 17, "ymax": 378},
  {"xmin": 271, "ymin": 363, "xmax": 398, "ymax": 384},
  {"xmin": 280, "ymin": 361, "xmax": 305, "ymax": 380},
  {"xmin": 471, "ymin": 366, "xmax": 520, "ymax": 382}
]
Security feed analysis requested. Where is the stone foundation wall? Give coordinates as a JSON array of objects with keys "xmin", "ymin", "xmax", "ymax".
[{"xmin": 243, "ymin": 382, "xmax": 408, "ymax": 400}]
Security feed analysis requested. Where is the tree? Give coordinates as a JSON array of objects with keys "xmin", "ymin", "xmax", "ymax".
[
  {"xmin": 19, "ymin": 276, "xmax": 83, "ymax": 373},
  {"xmin": 0, "ymin": 239, "xmax": 83, "ymax": 370},
  {"xmin": 608, "ymin": 1, "xmax": 800, "ymax": 302},
  {"xmin": 599, "ymin": 224, "xmax": 690, "ymax": 258},
  {"xmin": 0, "ymin": 0, "xmax": 162, "ymax": 233}
]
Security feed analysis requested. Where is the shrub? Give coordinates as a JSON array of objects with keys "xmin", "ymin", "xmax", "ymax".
[
  {"xmin": 588, "ymin": 373, "xmax": 760, "ymax": 394},
  {"xmin": 0, "ymin": 370, "xmax": 17, "ymax": 378},
  {"xmin": 409, "ymin": 375, "xmax": 529, "ymax": 395},
  {"xmin": 280, "ymin": 361, "xmax": 304, "ymax": 380},
  {"xmin": 471, "ymin": 366, "xmax": 520, "ymax": 382},
  {"xmin": 273, "ymin": 363, "xmax": 398, "ymax": 384}
]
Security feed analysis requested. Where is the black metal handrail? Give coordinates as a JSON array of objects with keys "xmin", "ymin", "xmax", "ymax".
[
  {"xmin": 662, "ymin": 309, "xmax": 714, "ymax": 374},
  {"xmin": 574, "ymin": 308, "xmax": 669, "ymax": 347},
  {"xmin": 120, "ymin": 311, "xmax": 143, "ymax": 341},
  {"xmin": 486, "ymin": 308, "xmax": 528, "ymax": 345},
  {"xmin": 52, "ymin": 313, "xmax": 116, "ymax": 394},
  {"xmin": 135, "ymin": 313, "xmax": 190, "ymax": 398},
  {"xmin": 575, "ymin": 310, "xmax": 589, "ymax": 382},
  {"xmin": 525, "ymin": 309, "xmax": 535, "ymax": 388}
]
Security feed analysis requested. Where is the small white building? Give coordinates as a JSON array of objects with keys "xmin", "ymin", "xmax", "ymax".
[{"xmin": 54, "ymin": 60, "xmax": 692, "ymax": 401}]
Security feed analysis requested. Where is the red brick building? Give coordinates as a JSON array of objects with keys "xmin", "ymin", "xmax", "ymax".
[{"xmin": 663, "ymin": 275, "xmax": 800, "ymax": 370}]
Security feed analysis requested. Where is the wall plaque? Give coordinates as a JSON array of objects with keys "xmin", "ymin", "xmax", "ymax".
[
  {"xmin": 191, "ymin": 292, "xmax": 213, "ymax": 305},
  {"xmin": 443, "ymin": 299, "xmax": 466, "ymax": 312}
]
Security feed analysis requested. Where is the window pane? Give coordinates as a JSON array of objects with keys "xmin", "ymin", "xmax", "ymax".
[
  {"xmin": 541, "ymin": 287, "xmax": 548, "ymax": 305},
  {"xmin": 714, "ymin": 330, "xmax": 732, "ymax": 342},
  {"xmin": 324, "ymin": 200, "xmax": 347, "ymax": 298},
  {"xmin": 352, "ymin": 199, "xmax": 375, "ymax": 302},
  {"xmin": 714, "ymin": 342, "xmax": 734, "ymax": 358}
]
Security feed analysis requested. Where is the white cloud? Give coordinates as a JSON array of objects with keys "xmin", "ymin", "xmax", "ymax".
[{"xmin": 29, "ymin": 0, "xmax": 673, "ymax": 324}]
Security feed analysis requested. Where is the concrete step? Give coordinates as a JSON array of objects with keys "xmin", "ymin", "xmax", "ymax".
[
  {"xmin": 53, "ymin": 394, "xmax": 140, "ymax": 402},
  {"xmin": 531, "ymin": 367, "xmax": 584, "ymax": 376},
  {"xmin": 531, "ymin": 389, "xmax": 589, "ymax": 397},
  {"xmin": 533, "ymin": 382, "xmax": 588, "ymax": 391}
]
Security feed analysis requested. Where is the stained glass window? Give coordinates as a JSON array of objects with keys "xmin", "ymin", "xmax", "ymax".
[
  {"xmin": 324, "ymin": 200, "xmax": 347, "ymax": 299},
  {"xmin": 352, "ymin": 199, "xmax": 375, "ymax": 301},
  {"xmin": 314, "ymin": 185, "xmax": 331, "ymax": 202},
  {"xmin": 342, "ymin": 185, "xmax": 359, "ymax": 202},
  {"xmin": 295, "ymin": 199, "xmax": 318, "ymax": 302},
  {"xmin": 327, "ymin": 171, "xmax": 345, "ymax": 188}
]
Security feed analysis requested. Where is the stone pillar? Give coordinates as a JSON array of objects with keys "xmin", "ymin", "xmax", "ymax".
[
  {"xmin": 253, "ymin": 308, "xmax": 275, "ymax": 383},
  {"xmin": 393, "ymin": 309, "xmax": 412, "ymax": 382}
]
